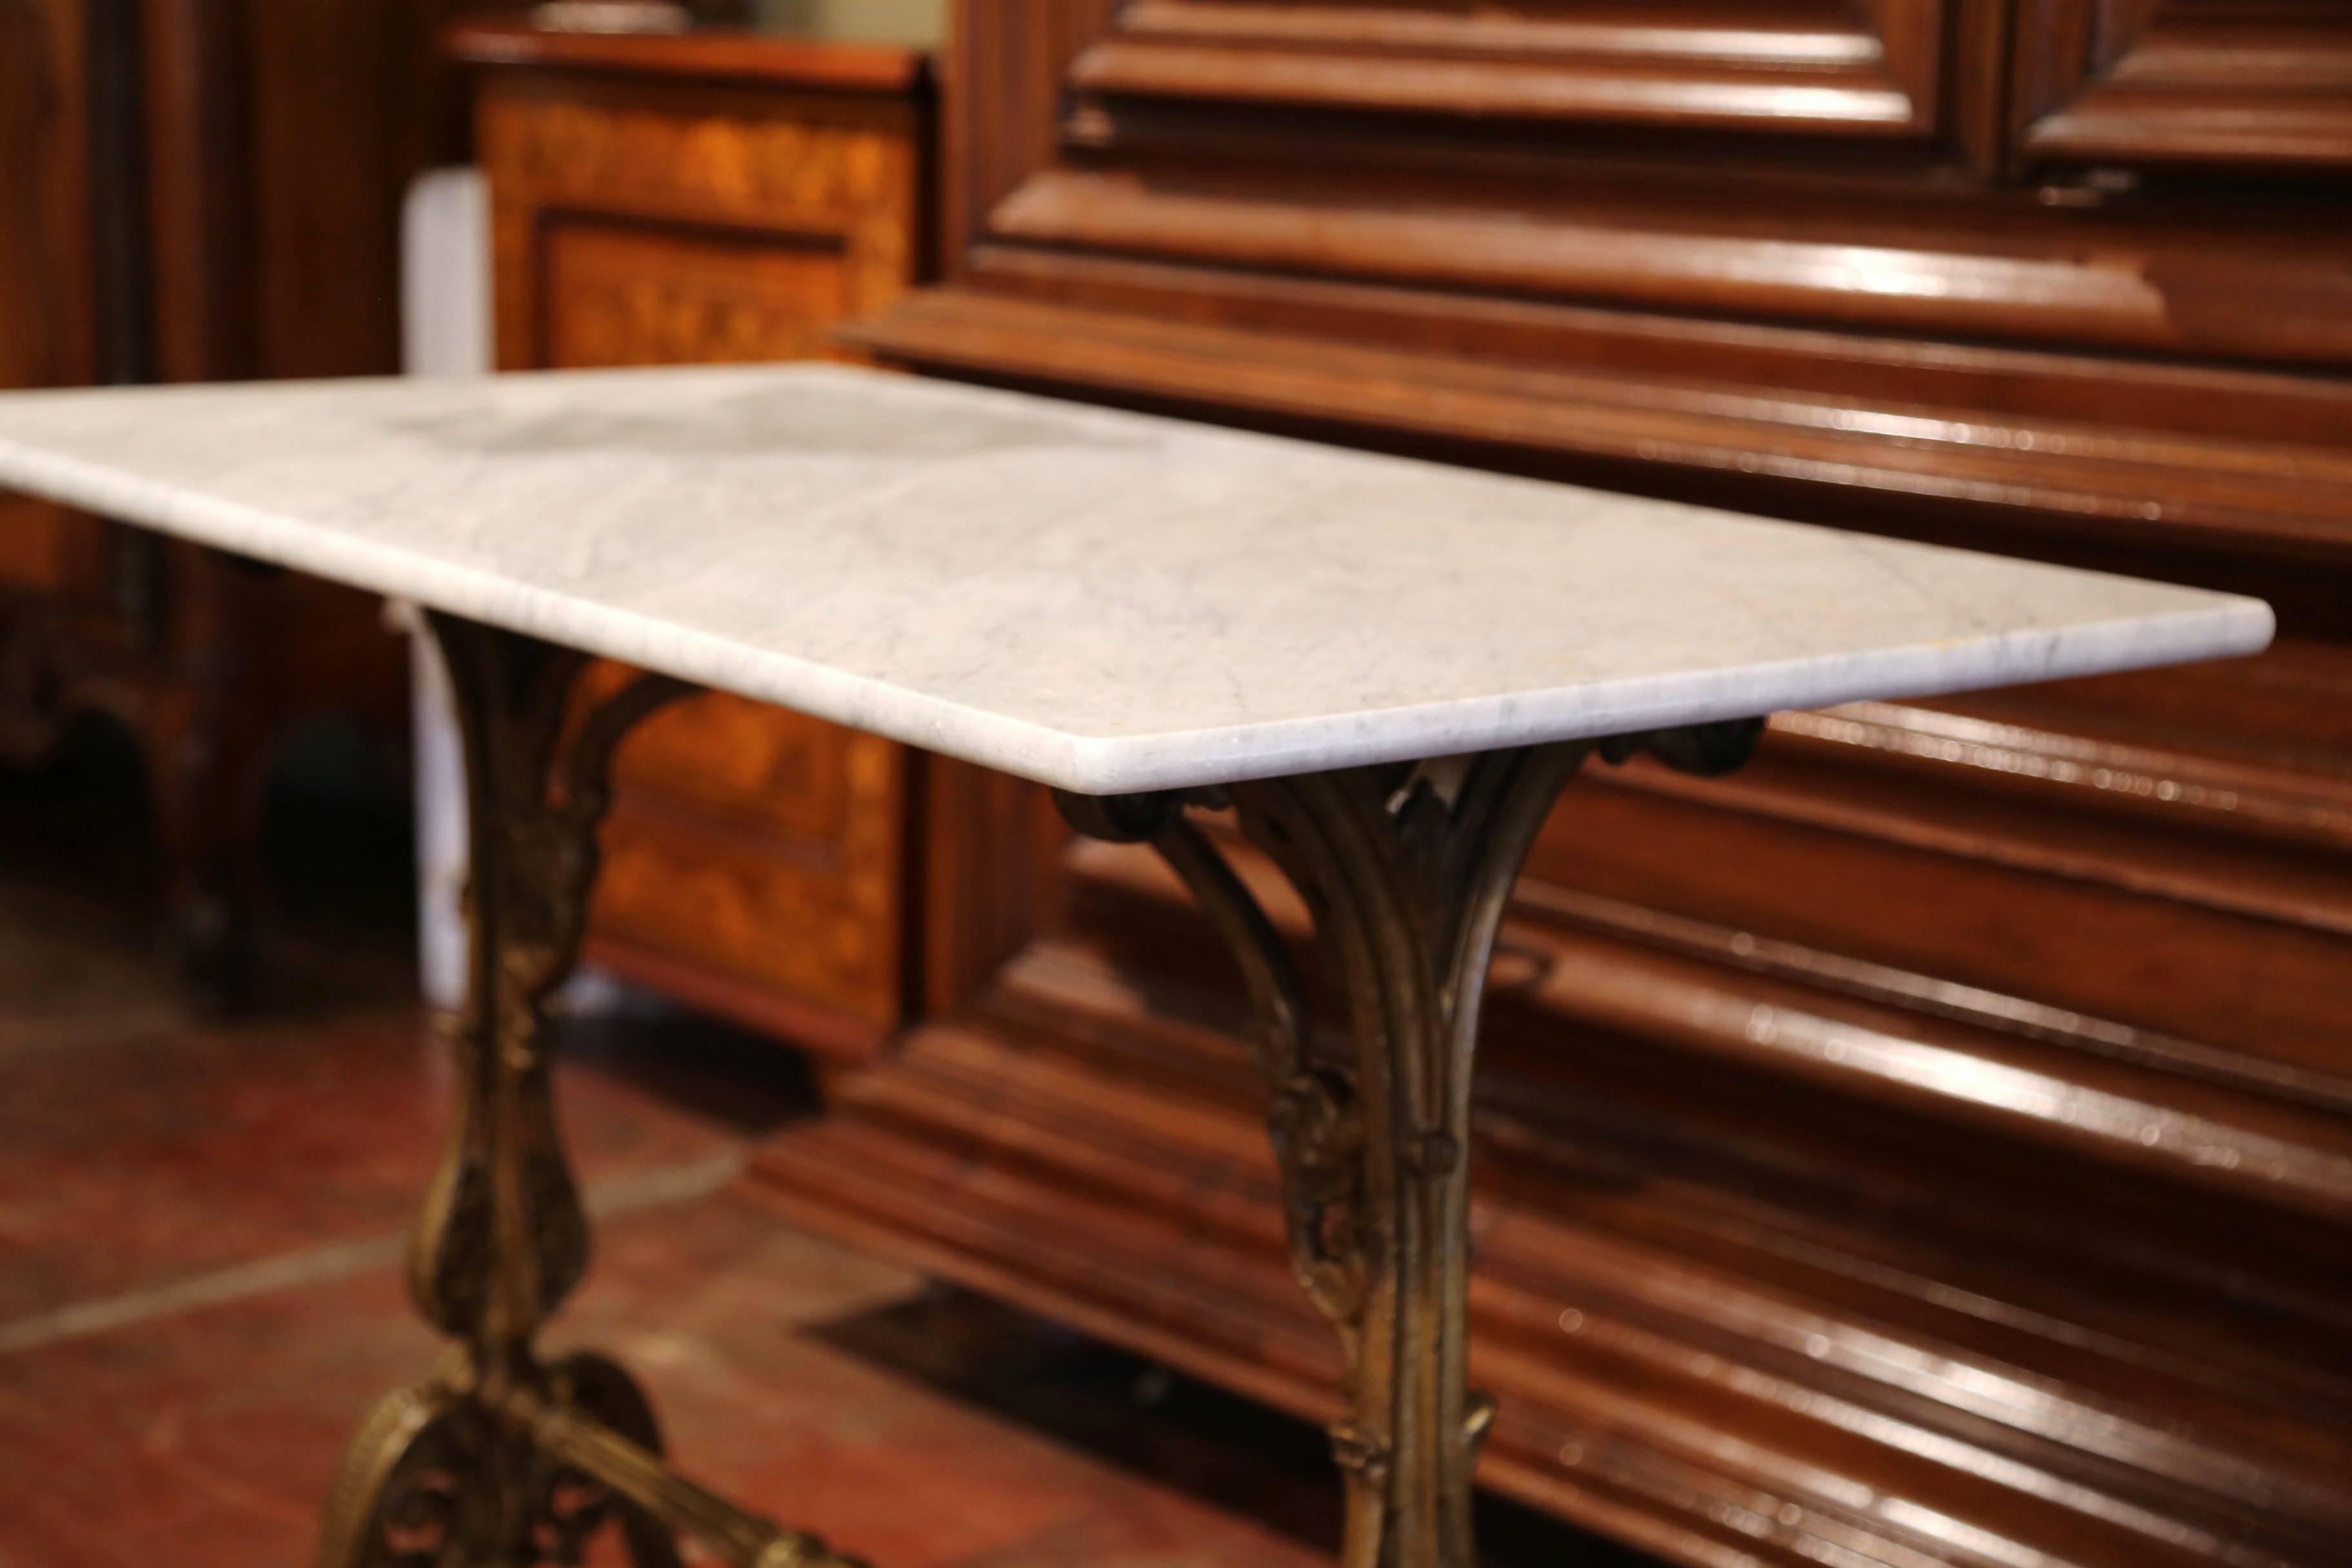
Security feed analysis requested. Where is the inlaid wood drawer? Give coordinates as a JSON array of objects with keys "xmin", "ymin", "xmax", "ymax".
[
  {"xmin": 541, "ymin": 220, "xmax": 857, "ymax": 368},
  {"xmin": 588, "ymin": 738, "xmax": 907, "ymax": 1049}
]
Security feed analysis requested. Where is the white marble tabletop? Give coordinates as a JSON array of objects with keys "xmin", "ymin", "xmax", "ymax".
[{"xmin": 0, "ymin": 364, "xmax": 2271, "ymax": 794}]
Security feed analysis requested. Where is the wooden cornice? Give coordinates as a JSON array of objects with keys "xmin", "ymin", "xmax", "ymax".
[
  {"xmin": 445, "ymin": 19, "xmax": 930, "ymax": 94},
  {"xmin": 849, "ymin": 280, "xmax": 2352, "ymax": 573}
]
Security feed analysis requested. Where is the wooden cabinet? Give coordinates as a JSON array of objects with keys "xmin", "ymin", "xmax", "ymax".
[
  {"xmin": 456, "ymin": 23, "xmax": 933, "ymax": 1054},
  {"xmin": 0, "ymin": 0, "xmax": 437, "ymax": 1001},
  {"xmin": 742, "ymin": 6, "xmax": 2352, "ymax": 1568}
]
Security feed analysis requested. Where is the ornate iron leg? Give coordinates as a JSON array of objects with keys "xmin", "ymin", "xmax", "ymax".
[
  {"xmin": 321, "ymin": 612, "xmax": 867, "ymax": 1568},
  {"xmin": 1059, "ymin": 722, "xmax": 1760, "ymax": 1568}
]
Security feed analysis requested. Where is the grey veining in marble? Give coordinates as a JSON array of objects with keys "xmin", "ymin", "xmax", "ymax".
[{"xmin": 0, "ymin": 364, "xmax": 2272, "ymax": 794}]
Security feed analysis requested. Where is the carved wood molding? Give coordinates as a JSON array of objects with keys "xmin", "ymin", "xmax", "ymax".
[
  {"xmin": 851, "ymin": 283, "xmax": 2352, "ymax": 573},
  {"xmin": 979, "ymin": 168, "xmax": 2352, "ymax": 364},
  {"xmin": 478, "ymin": 95, "xmax": 916, "ymax": 235},
  {"xmin": 1059, "ymin": 787, "xmax": 2352, "ymax": 1218},
  {"xmin": 2014, "ymin": 0, "xmax": 2352, "ymax": 168},
  {"xmin": 1072, "ymin": 0, "xmax": 1948, "ymax": 139},
  {"xmin": 448, "ymin": 19, "xmax": 928, "ymax": 94},
  {"xmin": 916, "ymin": 0, "xmax": 2352, "ymax": 389}
]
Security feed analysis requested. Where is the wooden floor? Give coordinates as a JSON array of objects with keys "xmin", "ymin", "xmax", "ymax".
[{"xmin": 0, "ymin": 724, "xmax": 1651, "ymax": 1567}]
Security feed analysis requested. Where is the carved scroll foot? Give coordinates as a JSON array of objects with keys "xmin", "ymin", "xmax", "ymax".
[
  {"xmin": 318, "ymin": 1358, "xmax": 684, "ymax": 1568},
  {"xmin": 1059, "ymin": 720, "xmax": 1761, "ymax": 1568},
  {"xmin": 321, "ymin": 614, "xmax": 865, "ymax": 1568}
]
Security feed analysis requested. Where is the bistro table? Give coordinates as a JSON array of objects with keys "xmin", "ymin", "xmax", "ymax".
[{"xmin": 0, "ymin": 364, "xmax": 2271, "ymax": 1568}]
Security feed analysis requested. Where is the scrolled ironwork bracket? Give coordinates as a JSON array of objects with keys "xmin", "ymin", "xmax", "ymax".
[
  {"xmin": 1055, "ymin": 718, "xmax": 1765, "ymax": 1568},
  {"xmin": 319, "ymin": 613, "xmax": 867, "ymax": 1568}
]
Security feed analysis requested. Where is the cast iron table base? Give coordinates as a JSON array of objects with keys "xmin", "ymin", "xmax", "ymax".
[{"xmin": 319, "ymin": 612, "xmax": 1757, "ymax": 1568}]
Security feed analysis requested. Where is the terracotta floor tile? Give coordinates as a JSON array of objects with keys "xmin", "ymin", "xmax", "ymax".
[
  {"xmin": 0, "ymin": 1008, "xmax": 805, "ymax": 1328},
  {"xmin": 0, "ymin": 1190, "xmax": 1321, "ymax": 1568}
]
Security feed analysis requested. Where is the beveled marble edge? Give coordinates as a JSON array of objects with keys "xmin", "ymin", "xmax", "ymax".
[{"xmin": 0, "ymin": 420, "xmax": 2275, "ymax": 797}]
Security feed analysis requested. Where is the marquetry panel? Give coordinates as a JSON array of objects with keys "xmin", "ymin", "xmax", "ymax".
[
  {"xmin": 543, "ymin": 221, "xmax": 852, "ymax": 368},
  {"xmin": 568, "ymin": 608, "xmax": 910, "ymax": 1046},
  {"xmin": 478, "ymin": 80, "xmax": 921, "ymax": 372},
  {"xmin": 589, "ymin": 741, "xmax": 906, "ymax": 1034},
  {"xmin": 2013, "ymin": 0, "xmax": 2352, "ymax": 168},
  {"xmin": 480, "ymin": 90, "xmax": 913, "ymax": 226},
  {"xmin": 568, "ymin": 658, "xmax": 865, "ymax": 842}
]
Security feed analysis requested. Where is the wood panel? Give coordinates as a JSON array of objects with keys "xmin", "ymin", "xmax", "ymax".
[
  {"xmin": 473, "ymin": 64, "xmax": 922, "ymax": 376},
  {"xmin": 0, "ymin": 0, "xmax": 427, "ymax": 1003},
  {"xmin": 852, "ymin": 282, "xmax": 2352, "ymax": 577},
  {"xmin": 139, "ymin": 0, "xmax": 254, "ymax": 382},
  {"xmin": 567, "ymin": 658, "xmax": 910, "ymax": 1036},
  {"xmin": 0, "ymin": 0, "xmax": 95, "ymax": 594},
  {"xmin": 140, "ymin": 0, "xmax": 480, "ymax": 382},
  {"xmin": 542, "ymin": 220, "xmax": 854, "ymax": 369},
  {"xmin": 242, "ymin": 0, "xmax": 411, "ymax": 378},
  {"xmin": 921, "ymin": 1, "xmax": 2352, "ymax": 371},
  {"xmin": 0, "ymin": 0, "xmax": 96, "ymax": 395},
  {"xmin": 460, "ymin": 22, "xmax": 933, "ymax": 1055},
  {"xmin": 2014, "ymin": 0, "xmax": 2352, "ymax": 170}
]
